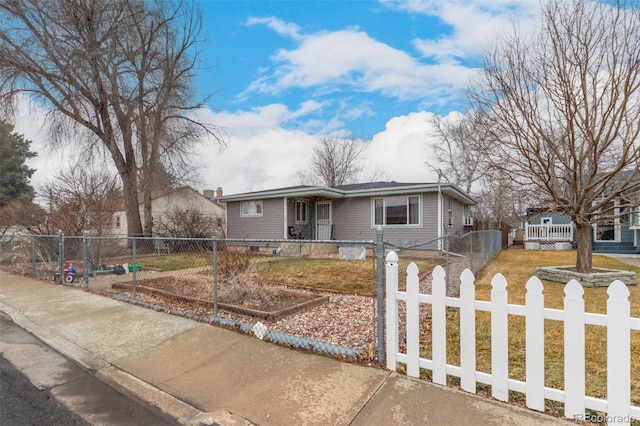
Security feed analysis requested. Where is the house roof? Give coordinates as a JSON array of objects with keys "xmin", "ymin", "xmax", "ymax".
[
  {"xmin": 217, "ymin": 181, "xmax": 477, "ymax": 205},
  {"xmin": 113, "ymin": 186, "xmax": 224, "ymax": 211}
]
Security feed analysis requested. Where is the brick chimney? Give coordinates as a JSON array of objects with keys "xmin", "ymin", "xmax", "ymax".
[{"xmin": 216, "ymin": 187, "xmax": 223, "ymax": 198}]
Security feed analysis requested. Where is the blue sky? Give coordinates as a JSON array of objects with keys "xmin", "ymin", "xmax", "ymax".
[
  {"xmin": 18, "ymin": 0, "xmax": 542, "ymax": 195},
  {"xmin": 196, "ymin": 0, "xmax": 473, "ymax": 139}
]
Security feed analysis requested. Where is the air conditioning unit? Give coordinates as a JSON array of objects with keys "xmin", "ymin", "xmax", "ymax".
[{"xmin": 464, "ymin": 217, "xmax": 474, "ymax": 227}]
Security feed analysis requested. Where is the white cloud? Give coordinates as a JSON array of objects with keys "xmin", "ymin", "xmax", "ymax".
[
  {"xmin": 386, "ymin": 0, "xmax": 540, "ymax": 61},
  {"xmin": 363, "ymin": 111, "xmax": 440, "ymax": 183},
  {"xmin": 11, "ymin": 98, "xmax": 81, "ymax": 193},
  {"xmin": 246, "ymin": 16, "xmax": 302, "ymax": 40},
  {"xmin": 245, "ymin": 26, "xmax": 477, "ymax": 103},
  {"xmin": 12, "ymin": 96, "xmax": 453, "ymax": 197},
  {"xmin": 194, "ymin": 106, "xmax": 320, "ymax": 194}
]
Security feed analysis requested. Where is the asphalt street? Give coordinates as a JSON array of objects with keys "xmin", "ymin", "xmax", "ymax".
[
  {"xmin": 1, "ymin": 353, "xmax": 89, "ymax": 425},
  {"xmin": 0, "ymin": 317, "xmax": 179, "ymax": 426}
]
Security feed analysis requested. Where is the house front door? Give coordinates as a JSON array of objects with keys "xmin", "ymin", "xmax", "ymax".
[{"xmin": 316, "ymin": 201, "xmax": 332, "ymax": 240}]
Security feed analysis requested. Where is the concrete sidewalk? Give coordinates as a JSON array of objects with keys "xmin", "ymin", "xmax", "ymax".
[{"xmin": 0, "ymin": 271, "xmax": 571, "ymax": 426}]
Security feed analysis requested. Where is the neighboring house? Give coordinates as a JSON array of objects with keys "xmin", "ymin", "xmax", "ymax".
[
  {"xmin": 523, "ymin": 209, "xmax": 575, "ymax": 250},
  {"xmin": 112, "ymin": 186, "xmax": 226, "ymax": 237},
  {"xmin": 217, "ymin": 181, "xmax": 476, "ymax": 248},
  {"xmin": 524, "ymin": 203, "xmax": 640, "ymax": 254}
]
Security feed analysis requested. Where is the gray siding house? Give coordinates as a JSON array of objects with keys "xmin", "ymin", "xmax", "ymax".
[{"xmin": 218, "ymin": 182, "xmax": 476, "ymax": 246}]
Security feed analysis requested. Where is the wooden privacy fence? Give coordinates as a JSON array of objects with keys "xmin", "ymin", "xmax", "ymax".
[{"xmin": 385, "ymin": 251, "xmax": 640, "ymax": 424}]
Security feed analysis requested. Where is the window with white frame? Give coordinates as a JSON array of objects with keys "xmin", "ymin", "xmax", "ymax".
[
  {"xmin": 373, "ymin": 195, "xmax": 420, "ymax": 226},
  {"xmin": 295, "ymin": 199, "xmax": 308, "ymax": 223},
  {"xmin": 463, "ymin": 205, "xmax": 472, "ymax": 226},
  {"xmin": 593, "ymin": 200, "xmax": 619, "ymax": 241},
  {"xmin": 241, "ymin": 200, "xmax": 263, "ymax": 217},
  {"xmin": 631, "ymin": 206, "xmax": 640, "ymax": 227}
]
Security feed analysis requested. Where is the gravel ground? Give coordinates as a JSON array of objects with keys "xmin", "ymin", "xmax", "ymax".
[{"xmin": 86, "ymin": 257, "xmax": 472, "ymax": 357}]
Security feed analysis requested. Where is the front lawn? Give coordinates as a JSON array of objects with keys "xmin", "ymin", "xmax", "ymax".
[{"xmin": 257, "ymin": 256, "xmax": 444, "ymax": 295}]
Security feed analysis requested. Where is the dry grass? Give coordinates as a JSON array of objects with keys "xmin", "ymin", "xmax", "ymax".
[
  {"xmin": 420, "ymin": 249, "xmax": 640, "ymax": 411},
  {"xmin": 257, "ymin": 256, "xmax": 443, "ymax": 295}
]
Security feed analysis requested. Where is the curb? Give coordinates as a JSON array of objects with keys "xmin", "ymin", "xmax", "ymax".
[
  {"xmin": 0, "ymin": 302, "xmax": 254, "ymax": 426},
  {"xmin": 96, "ymin": 367, "xmax": 254, "ymax": 426}
]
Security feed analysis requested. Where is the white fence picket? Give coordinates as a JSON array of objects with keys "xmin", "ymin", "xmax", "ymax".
[
  {"xmin": 564, "ymin": 279, "xmax": 586, "ymax": 419},
  {"xmin": 525, "ymin": 276, "xmax": 545, "ymax": 412},
  {"xmin": 491, "ymin": 273, "xmax": 509, "ymax": 402},
  {"xmin": 459, "ymin": 268, "xmax": 476, "ymax": 393},
  {"xmin": 406, "ymin": 262, "xmax": 420, "ymax": 378},
  {"xmin": 384, "ymin": 251, "xmax": 639, "ymax": 422},
  {"xmin": 385, "ymin": 251, "xmax": 399, "ymax": 371},
  {"xmin": 432, "ymin": 265, "xmax": 447, "ymax": 385},
  {"xmin": 607, "ymin": 280, "xmax": 631, "ymax": 425}
]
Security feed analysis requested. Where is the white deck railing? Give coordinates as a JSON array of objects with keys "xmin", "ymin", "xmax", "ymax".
[{"xmin": 525, "ymin": 223, "xmax": 573, "ymax": 241}]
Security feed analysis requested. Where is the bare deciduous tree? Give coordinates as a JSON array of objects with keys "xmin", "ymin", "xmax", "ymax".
[
  {"xmin": 37, "ymin": 166, "xmax": 121, "ymax": 237},
  {"xmin": 0, "ymin": 200, "xmax": 44, "ymax": 238},
  {"xmin": 469, "ymin": 0, "xmax": 640, "ymax": 272},
  {"xmin": 0, "ymin": 0, "xmax": 222, "ymax": 238},
  {"xmin": 155, "ymin": 207, "xmax": 223, "ymax": 239},
  {"xmin": 298, "ymin": 133, "xmax": 367, "ymax": 187},
  {"xmin": 427, "ymin": 112, "xmax": 488, "ymax": 194}
]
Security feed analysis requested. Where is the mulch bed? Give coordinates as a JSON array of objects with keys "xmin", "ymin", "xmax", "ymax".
[{"xmin": 111, "ymin": 276, "xmax": 329, "ymax": 321}]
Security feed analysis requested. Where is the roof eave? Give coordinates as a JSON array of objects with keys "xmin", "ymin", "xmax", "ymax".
[
  {"xmin": 218, "ymin": 183, "xmax": 476, "ymax": 205},
  {"xmin": 217, "ymin": 186, "xmax": 345, "ymax": 202}
]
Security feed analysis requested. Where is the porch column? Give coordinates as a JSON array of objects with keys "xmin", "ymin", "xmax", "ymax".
[{"xmin": 283, "ymin": 197, "xmax": 288, "ymax": 239}]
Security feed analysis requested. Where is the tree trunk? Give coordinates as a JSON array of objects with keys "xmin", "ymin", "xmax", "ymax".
[
  {"xmin": 143, "ymin": 191, "xmax": 153, "ymax": 237},
  {"xmin": 575, "ymin": 223, "xmax": 593, "ymax": 273},
  {"xmin": 121, "ymin": 169, "xmax": 143, "ymax": 238}
]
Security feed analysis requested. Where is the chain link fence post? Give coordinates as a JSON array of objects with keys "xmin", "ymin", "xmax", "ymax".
[
  {"xmin": 132, "ymin": 237, "xmax": 137, "ymax": 299},
  {"xmin": 445, "ymin": 234, "xmax": 451, "ymax": 296},
  {"xmin": 212, "ymin": 238, "xmax": 218, "ymax": 318},
  {"xmin": 82, "ymin": 231, "xmax": 89, "ymax": 288},
  {"xmin": 469, "ymin": 232, "xmax": 474, "ymax": 272},
  {"xmin": 31, "ymin": 237, "xmax": 36, "ymax": 278},
  {"xmin": 57, "ymin": 230, "xmax": 64, "ymax": 285},
  {"xmin": 376, "ymin": 226, "xmax": 385, "ymax": 364}
]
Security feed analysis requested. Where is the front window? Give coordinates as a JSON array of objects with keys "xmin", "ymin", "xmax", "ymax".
[
  {"xmin": 593, "ymin": 200, "xmax": 619, "ymax": 241},
  {"xmin": 295, "ymin": 200, "xmax": 308, "ymax": 223},
  {"xmin": 241, "ymin": 200, "xmax": 263, "ymax": 217},
  {"xmin": 631, "ymin": 206, "xmax": 640, "ymax": 227},
  {"xmin": 373, "ymin": 195, "xmax": 420, "ymax": 226}
]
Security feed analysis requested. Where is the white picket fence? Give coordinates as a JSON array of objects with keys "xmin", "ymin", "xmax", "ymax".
[{"xmin": 385, "ymin": 251, "xmax": 640, "ymax": 425}]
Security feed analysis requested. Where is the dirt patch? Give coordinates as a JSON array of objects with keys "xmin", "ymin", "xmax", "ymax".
[{"xmin": 112, "ymin": 276, "xmax": 329, "ymax": 321}]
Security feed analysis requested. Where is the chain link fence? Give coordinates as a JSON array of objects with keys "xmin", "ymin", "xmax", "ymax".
[
  {"xmin": 385, "ymin": 230, "xmax": 502, "ymax": 296},
  {"xmin": 1, "ymin": 229, "xmax": 502, "ymax": 362}
]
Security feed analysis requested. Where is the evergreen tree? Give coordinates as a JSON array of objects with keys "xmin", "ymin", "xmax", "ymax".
[{"xmin": 0, "ymin": 122, "xmax": 37, "ymax": 207}]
